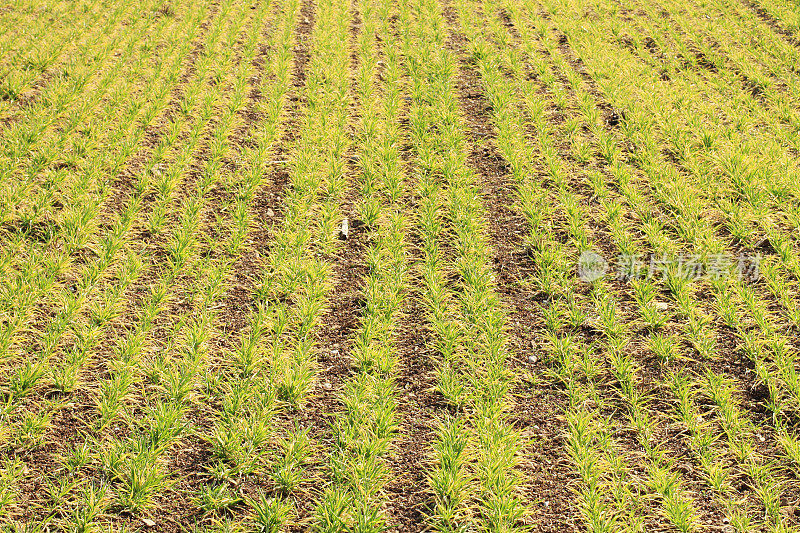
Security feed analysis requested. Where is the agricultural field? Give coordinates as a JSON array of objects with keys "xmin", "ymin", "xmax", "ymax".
[{"xmin": 1, "ymin": 0, "xmax": 800, "ymax": 530}]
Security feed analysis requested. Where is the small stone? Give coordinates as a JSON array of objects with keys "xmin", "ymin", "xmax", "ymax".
[
  {"xmin": 528, "ymin": 355, "xmax": 538, "ymax": 364},
  {"xmin": 142, "ymin": 519, "xmax": 156, "ymax": 528},
  {"xmin": 339, "ymin": 218, "xmax": 349, "ymax": 240},
  {"xmin": 323, "ymin": 382, "xmax": 332, "ymax": 390},
  {"xmin": 654, "ymin": 301, "xmax": 669, "ymax": 311},
  {"xmin": 266, "ymin": 208, "xmax": 275, "ymax": 217}
]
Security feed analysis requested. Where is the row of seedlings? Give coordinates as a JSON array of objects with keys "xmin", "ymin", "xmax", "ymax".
[
  {"xmin": 535, "ymin": 0, "xmax": 800, "ymax": 491},
  {"xmin": 0, "ymin": 0, "xmax": 166, "ymax": 195},
  {"xmin": 86, "ymin": 0, "xmax": 283, "ymax": 525},
  {"xmin": 0, "ymin": 0, "xmax": 215, "ymax": 445},
  {"xmin": 398, "ymin": 0, "xmax": 530, "ymax": 529},
  {"xmin": 460, "ymin": 0, "xmax": 728, "ymax": 530},
  {"xmin": 1, "ymin": 0, "xmax": 270, "ymax": 526},
  {"xmin": 0, "ymin": 0, "xmax": 132, "ymax": 119},
  {"xmin": 198, "ymin": 0, "xmax": 357, "ymax": 528},
  {"xmin": 186, "ymin": 0, "xmax": 304, "ymax": 526},
  {"xmin": 313, "ymin": 0, "xmax": 411, "ymax": 530},
  {"xmin": 509, "ymin": 0, "xmax": 800, "ymax": 529},
  {"xmin": 0, "ymin": 0, "xmax": 212, "ymax": 386}
]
